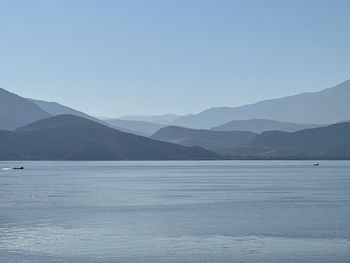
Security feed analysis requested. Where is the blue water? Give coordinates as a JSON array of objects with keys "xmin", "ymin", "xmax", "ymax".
[{"xmin": 0, "ymin": 161, "xmax": 350, "ymax": 262}]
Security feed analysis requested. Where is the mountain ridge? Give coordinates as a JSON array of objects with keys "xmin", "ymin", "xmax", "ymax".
[
  {"xmin": 119, "ymin": 114, "xmax": 180, "ymax": 125},
  {"xmin": 151, "ymin": 126, "xmax": 257, "ymax": 153},
  {"xmin": 0, "ymin": 88, "xmax": 51, "ymax": 130},
  {"xmin": 0, "ymin": 114, "xmax": 219, "ymax": 160},
  {"xmin": 104, "ymin": 119, "xmax": 164, "ymax": 136},
  {"xmin": 229, "ymin": 122, "xmax": 350, "ymax": 158},
  {"xmin": 29, "ymin": 98, "xmax": 138, "ymax": 134},
  {"xmin": 212, "ymin": 118, "xmax": 325, "ymax": 133},
  {"xmin": 173, "ymin": 79, "xmax": 350, "ymax": 129}
]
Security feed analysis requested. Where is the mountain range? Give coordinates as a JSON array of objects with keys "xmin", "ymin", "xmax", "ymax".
[
  {"xmin": 103, "ymin": 119, "xmax": 165, "ymax": 136},
  {"xmin": 29, "ymin": 98, "xmax": 96, "ymax": 121},
  {"xmin": 151, "ymin": 126, "xmax": 256, "ymax": 153},
  {"xmin": 229, "ymin": 122, "xmax": 350, "ymax": 159},
  {"xmin": 172, "ymin": 79, "xmax": 350, "ymax": 129},
  {"xmin": 29, "ymin": 98, "xmax": 140, "ymax": 134},
  {"xmin": 0, "ymin": 79, "xmax": 349, "ymax": 160},
  {"xmin": 0, "ymin": 115, "xmax": 218, "ymax": 160},
  {"xmin": 118, "ymin": 114, "xmax": 180, "ymax": 125},
  {"xmin": 0, "ymin": 88, "xmax": 51, "ymax": 130},
  {"xmin": 211, "ymin": 119, "xmax": 325, "ymax": 133}
]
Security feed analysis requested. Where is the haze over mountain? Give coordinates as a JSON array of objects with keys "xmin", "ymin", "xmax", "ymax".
[
  {"xmin": 151, "ymin": 126, "xmax": 256, "ymax": 153},
  {"xmin": 29, "ymin": 98, "xmax": 95, "ymax": 120},
  {"xmin": 0, "ymin": 87, "xmax": 161, "ymax": 136},
  {"xmin": 0, "ymin": 88, "xmax": 51, "ymax": 130},
  {"xmin": 104, "ymin": 119, "xmax": 164, "ymax": 136},
  {"xmin": 212, "ymin": 119, "xmax": 325, "ymax": 133},
  {"xmin": 173, "ymin": 79, "xmax": 350, "ymax": 129},
  {"xmin": 119, "ymin": 114, "xmax": 180, "ymax": 125},
  {"xmin": 29, "ymin": 98, "xmax": 141, "ymax": 134},
  {"xmin": 0, "ymin": 115, "xmax": 218, "ymax": 160},
  {"xmin": 229, "ymin": 122, "xmax": 350, "ymax": 159}
]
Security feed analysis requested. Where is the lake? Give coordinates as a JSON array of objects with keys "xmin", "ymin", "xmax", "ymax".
[{"xmin": 0, "ymin": 161, "xmax": 350, "ymax": 262}]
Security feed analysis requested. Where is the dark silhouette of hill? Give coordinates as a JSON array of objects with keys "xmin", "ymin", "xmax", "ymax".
[
  {"xmin": 0, "ymin": 88, "xmax": 51, "ymax": 130},
  {"xmin": 212, "ymin": 119, "xmax": 325, "ymax": 133},
  {"xmin": 151, "ymin": 126, "xmax": 257, "ymax": 153},
  {"xmin": 229, "ymin": 122, "xmax": 350, "ymax": 158},
  {"xmin": 0, "ymin": 115, "xmax": 218, "ymax": 160},
  {"xmin": 173, "ymin": 79, "xmax": 350, "ymax": 129},
  {"xmin": 104, "ymin": 119, "xmax": 164, "ymax": 136}
]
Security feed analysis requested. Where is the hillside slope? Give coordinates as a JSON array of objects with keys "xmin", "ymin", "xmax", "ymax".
[
  {"xmin": 29, "ymin": 98, "xmax": 136, "ymax": 134},
  {"xmin": 0, "ymin": 88, "xmax": 51, "ymax": 130}
]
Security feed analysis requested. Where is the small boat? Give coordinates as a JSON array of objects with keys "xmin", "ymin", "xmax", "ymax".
[
  {"xmin": 313, "ymin": 163, "xmax": 319, "ymax": 166},
  {"xmin": 13, "ymin": 166, "xmax": 24, "ymax": 170}
]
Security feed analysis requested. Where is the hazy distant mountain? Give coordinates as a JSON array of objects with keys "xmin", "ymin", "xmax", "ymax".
[
  {"xmin": 230, "ymin": 122, "xmax": 350, "ymax": 158},
  {"xmin": 104, "ymin": 119, "xmax": 164, "ymax": 136},
  {"xmin": 30, "ymin": 98, "xmax": 136, "ymax": 134},
  {"xmin": 0, "ymin": 88, "xmax": 51, "ymax": 130},
  {"xmin": 151, "ymin": 126, "xmax": 256, "ymax": 153},
  {"xmin": 29, "ymin": 99, "xmax": 95, "ymax": 120},
  {"xmin": 119, "ymin": 114, "xmax": 180, "ymax": 125},
  {"xmin": 0, "ymin": 115, "xmax": 218, "ymax": 160},
  {"xmin": 212, "ymin": 119, "xmax": 325, "ymax": 133},
  {"xmin": 173, "ymin": 79, "xmax": 350, "ymax": 129}
]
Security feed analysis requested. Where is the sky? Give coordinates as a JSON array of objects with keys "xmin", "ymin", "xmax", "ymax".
[{"xmin": 0, "ymin": 0, "xmax": 349, "ymax": 117}]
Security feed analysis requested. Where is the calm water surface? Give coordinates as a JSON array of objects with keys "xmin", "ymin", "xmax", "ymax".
[{"xmin": 0, "ymin": 161, "xmax": 349, "ymax": 262}]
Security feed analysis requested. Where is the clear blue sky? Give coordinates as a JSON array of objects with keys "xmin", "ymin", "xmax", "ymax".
[{"xmin": 0, "ymin": 0, "xmax": 349, "ymax": 117}]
